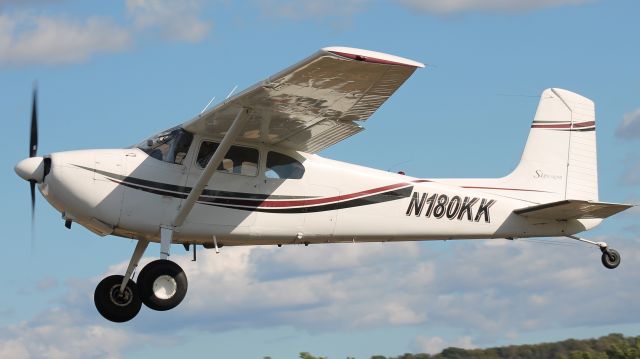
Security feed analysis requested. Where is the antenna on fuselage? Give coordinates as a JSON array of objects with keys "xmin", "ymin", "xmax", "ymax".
[
  {"xmin": 386, "ymin": 159, "xmax": 411, "ymax": 173},
  {"xmin": 225, "ymin": 85, "xmax": 238, "ymax": 100},
  {"xmin": 200, "ymin": 96, "xmax": 216, "ymax": 114}
]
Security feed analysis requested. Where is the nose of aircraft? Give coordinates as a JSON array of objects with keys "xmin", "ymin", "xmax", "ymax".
[{"xmin": 15, "ymin": 156, "xmax": 45, "ymax": 183}]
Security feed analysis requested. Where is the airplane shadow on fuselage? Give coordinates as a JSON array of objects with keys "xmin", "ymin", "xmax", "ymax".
[{"xmin": 95, "ymin": 149, "xmax": 292, "ymax": 247}]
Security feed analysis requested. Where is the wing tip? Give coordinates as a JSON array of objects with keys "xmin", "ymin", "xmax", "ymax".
[{"xmin": 322, "ymin": 46, "xmax": 425, "ymax": 68}]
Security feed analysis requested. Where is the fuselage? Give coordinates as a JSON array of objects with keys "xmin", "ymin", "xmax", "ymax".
[{"xmin": 36, "ymin": 135, "xmax": 601, "ymax": 247}]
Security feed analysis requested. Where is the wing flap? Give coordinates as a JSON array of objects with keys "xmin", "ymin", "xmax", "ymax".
[
  {"xmin": 284, "ymin": 119, "xmax": 364, "ymax": 153},
  {"xmin": 183, "ymin": 47, "xmax": 423, "ymax": 153},
  {"xmin": 514, "ymin": 200, "xmax": 633, "ymax": 220}
]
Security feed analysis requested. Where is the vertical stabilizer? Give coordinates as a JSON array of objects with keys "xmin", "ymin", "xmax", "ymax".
[{"xmin": 505, "ymin": 88, "xmax": 598, "ymax": 203}]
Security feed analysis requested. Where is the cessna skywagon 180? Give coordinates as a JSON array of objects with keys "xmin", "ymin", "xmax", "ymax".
[{"xmin": 15, "ymin": 47, "xmax": 633, "ymax": 322}]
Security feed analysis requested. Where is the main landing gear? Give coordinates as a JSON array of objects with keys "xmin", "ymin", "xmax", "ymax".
[
  {"xmin": 137, "ymin": 259, "xmax": 188, "ymax": 311},
  {"xmin": 94, "ymin": 240, "xmax": 189, "ymax": 322},
  {"xmin": 567, "ymin": 235, "xmax": 621, "ymax": 269},
  {"xmin": 94, "ymin": 275, "xmax": 142, "ymax": 323}
]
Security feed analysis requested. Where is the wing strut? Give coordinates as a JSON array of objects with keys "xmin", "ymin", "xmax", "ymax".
[
  {"xmin": 160, "ymin": 107, "xmax": 251, "ymax": 259},
  {"xmin": 174, "ymin": 107, "xmax": 251, "ymax": 227}
]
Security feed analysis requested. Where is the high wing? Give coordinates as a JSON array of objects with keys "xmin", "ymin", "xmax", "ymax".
[
  {"xmin": 183, "ymin": 47, "xmax": 424, "ymax": 153},
  {"xmin": 514, "ymin": 200, "xmax": 633, "ymax": 220}
]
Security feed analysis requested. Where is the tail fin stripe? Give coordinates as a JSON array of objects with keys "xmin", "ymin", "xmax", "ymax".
[
  {"xmin": 550, "ymin": 127, "xmax": 595, "ymax": 132},
  {"xmin": 531, "ymin": 121, "xmax": 595, "ymax": 129}
]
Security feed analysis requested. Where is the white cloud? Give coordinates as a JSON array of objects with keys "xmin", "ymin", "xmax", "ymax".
[
  {"xmin": 126, "ymin": 0, "xmax": 211, "ymax": 42},
  {"xmin": 528, "ymin": 294, "xmax": 549, "ymax": 306},
  {"xmin": 2, "ymin": 236, "xmax": 640, "ymax": 357},
  {"xmin": 0, "ymin": 340, "xmax": 29, "ymax": 359},
  {"xmin": 120, "ymin": 238, "xmax": 640, "ymax": 337},
  {"xmin": 0, "ymin": 1, "xmax": 213, "ymax": 67},
  {"xmin": 396, "ymin": 0, "xmax": 591, "ymax": 14},
  {"xmin": 0, "ymin": 0, "xmax": 60, "ymax": 6},
  {"xmin": 415, "ymin": 335, "xmax": 476, "ymax": 354},
  {"xmin": 257, "ymin": 0, "xmax": 366, "ymax": 20},
  {"xmin": 240, "ymin": 0, "xmax": 591, "ymax": 25},
  {"xmin": 616, "ymin": 108, "xmax": 640, "ymax": 140},
  {"xmin": 128, "ymin": 243, "xmax": 428, "ymax": 331},
  {"xmin": 0, "ymin": 13, "xmax": 131, "ymax": 67},
  {"xmin": 0, "ymin": 308, "xmax": 157, "ymax": 359}
]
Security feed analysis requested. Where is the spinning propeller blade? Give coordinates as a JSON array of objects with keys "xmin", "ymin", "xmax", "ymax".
[
  {"xmin": 29, "ymin": 85, "xmax": 38, "ymax": 252},
  {"xmin": 30, "ymin": 86, "xmax": 38, "ymax": 158}
]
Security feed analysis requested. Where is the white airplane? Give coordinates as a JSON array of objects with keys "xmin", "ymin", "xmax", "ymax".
[{"xmin": 15, "ymin": 47, "xmax": 632, "ymax": 323}]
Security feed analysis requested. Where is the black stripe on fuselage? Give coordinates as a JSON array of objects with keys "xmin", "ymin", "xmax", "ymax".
[{"xmin": 75, "ymin": 165, "xmax": 314, "ymax": 200}]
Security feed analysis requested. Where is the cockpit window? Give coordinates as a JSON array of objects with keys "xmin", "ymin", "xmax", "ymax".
[
  {"xmin": 196, "ymin": 141, "xmax": 259, "ymax": 176},
  {"xmin": 136, "ymin": 127, "xmax": 194, "ymax": 165},
  {"xmin": 265, "ymin": 151, "xmax": 305, "ymax": 179}
]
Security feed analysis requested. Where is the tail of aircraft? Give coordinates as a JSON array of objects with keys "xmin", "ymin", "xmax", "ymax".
[{"xmin": 503, "ymin": 88, "xmax": 598, "ymax": 203}]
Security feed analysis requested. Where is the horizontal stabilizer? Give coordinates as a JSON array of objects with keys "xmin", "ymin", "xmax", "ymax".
[{"xmin": 514, "ymin": 200, "xmax": 633, "ymax": 220}]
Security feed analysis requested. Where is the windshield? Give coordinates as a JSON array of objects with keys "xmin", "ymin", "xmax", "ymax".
[{"xmin": 135, "ymin": 127, "xmax": 194, "ymax": 165}]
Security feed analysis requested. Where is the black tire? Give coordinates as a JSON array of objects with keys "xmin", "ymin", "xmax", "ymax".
[
  {"xmin": 94, "ymin": 275, "xmax": 142, "ymax": 323},
  {"xmin": 137, "ymin": 259, "xmax": 188, "ymax": 311},
  {"xmin": 601, "ymin": 248, "xmax": 621, "ymax": 269}
]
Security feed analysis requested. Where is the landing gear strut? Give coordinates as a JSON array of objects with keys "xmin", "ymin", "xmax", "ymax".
[
  {"xmin": 567, "ymin": 235, "xmax": 621, "ymax": 269},
  {"xmin": 94, "ymin": 239, "xmax": 189, "ymax": 322}
]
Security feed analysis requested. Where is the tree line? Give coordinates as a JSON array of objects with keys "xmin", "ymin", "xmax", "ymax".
[{"xmin": 269, "ymin": 333, "xmax": 640, "ymax": 359}]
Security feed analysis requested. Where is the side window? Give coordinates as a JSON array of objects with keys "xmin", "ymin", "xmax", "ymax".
[
  {"xmin": 196, "ymin": 141, "xmax": 259, "ymax": 176},
  {"xmin": 173, "ymin": 131, "xmax": 192, "ymax": 165},
  {"xmin": 265, "ymin": 151, "xmax": 305, "ymax": 179}
]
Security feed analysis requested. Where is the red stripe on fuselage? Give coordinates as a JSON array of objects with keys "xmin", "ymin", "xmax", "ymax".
[{"xmin": 257, "ymin": 182, "xmax": 411, "ymax": 208}]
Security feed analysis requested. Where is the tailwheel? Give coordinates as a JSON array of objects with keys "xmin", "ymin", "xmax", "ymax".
[
  {"xmin": 601, "ymin": 248, "xmax": 621, "ymax": 269},
  {"xmin": 566, "ymin": 235, "xmax": 622, "ymax": 270},
  {"xmin": 137, "ymin": 259, "xmax": 188, "ymax": 311},
  {"xmin": 94, "ymin": 275, "xmax": 142, "ymax": 323}
]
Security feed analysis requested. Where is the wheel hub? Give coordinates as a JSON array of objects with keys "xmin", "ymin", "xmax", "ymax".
[
  {"xmin": 109, "ymin": 285, "xmax": 133, "ymax": 306},
  {"xmin": 152, "ymin": 275, "xmax": 177, "ymax": 300}
]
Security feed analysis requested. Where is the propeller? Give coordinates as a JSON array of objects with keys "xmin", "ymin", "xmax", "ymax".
[
  {"xmin": 30, "ymin": 86, "xmax": 38, "ymax": 157},
  {"xmin": 14, "ymin": 84, "xmax": 48, "ymax": 252},
  {"xmin": 29, "ymin": 86, "xmax": 38, "ymax": 222},
  {"xmin": 29, "ymin": 85, "xmax": 38, "ymax": 253}
]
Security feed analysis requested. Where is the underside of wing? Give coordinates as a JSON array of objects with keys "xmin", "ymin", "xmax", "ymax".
[
  {"xmin": 514, "ymin": 200, "xmax": 633, "ymax": 220},
  {"xmin": 183, "ymin": 47, "xmax": 424, "ymax": 153}
]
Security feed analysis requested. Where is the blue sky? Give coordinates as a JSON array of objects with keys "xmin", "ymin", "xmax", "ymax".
[{"xmin": 1, "ymin": 0, "xmax": 640, "ymax": 358}]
